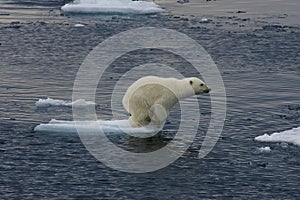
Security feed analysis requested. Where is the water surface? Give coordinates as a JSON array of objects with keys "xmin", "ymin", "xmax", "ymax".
[{"xmin": 0, "ymin": 1, "xmax": 299, "ymax": 199}]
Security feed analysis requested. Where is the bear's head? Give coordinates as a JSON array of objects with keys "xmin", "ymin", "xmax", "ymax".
[{"xmin": 188, "ymin": 77, "xmax": 210, "ymax": 95}]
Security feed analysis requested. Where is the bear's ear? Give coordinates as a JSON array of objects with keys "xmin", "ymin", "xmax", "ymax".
[{"xmin": 189, "ymin": 80, "xmax": 193, "ymax": 85}]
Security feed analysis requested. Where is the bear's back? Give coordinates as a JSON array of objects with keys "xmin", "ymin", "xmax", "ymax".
[{"xmin": 122, "ymin": 76, "xmax": 181, "ymax": 112}]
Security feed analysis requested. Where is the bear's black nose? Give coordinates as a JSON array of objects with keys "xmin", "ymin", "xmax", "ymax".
[{"xmin": 204, "ymin": 89, "xmax": 210, "ymax": 93}]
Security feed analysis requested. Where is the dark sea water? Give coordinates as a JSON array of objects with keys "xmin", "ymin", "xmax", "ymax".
[{"xmin": 0, "ymin": 0, "xmax": 300, "ymax": 199}]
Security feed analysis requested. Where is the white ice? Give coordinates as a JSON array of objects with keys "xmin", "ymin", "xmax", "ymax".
[
  {"xmin": 258, "ymin": 146, "xmax": 271, "ymax": 153},
  {"xmin": 255, "ymin": 127, "xmax": 300, "ymax": 146},
  {"xmin": 35, "ymin": 98, "xmax": 95, "ymax": 107},
  {"xmin": 34, "ymin": 119, "xmax": 161, "ymax": 137},
  {"xmin": 74, "ymin": 23, "xmax": 85, "ymax": 27},
  {"xmin": 61, "ymin": 0, "xmax": 164, "ymax": 15}
]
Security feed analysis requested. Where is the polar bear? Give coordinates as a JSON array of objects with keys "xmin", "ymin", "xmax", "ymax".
[{"xmin": 122, "ymin": 76, "xmax": 210, "ymax": 128}]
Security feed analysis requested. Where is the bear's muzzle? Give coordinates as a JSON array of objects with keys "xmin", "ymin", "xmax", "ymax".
[{"xmin": 203, "ymin": 88, "xmax": 211, "ymax": 93}]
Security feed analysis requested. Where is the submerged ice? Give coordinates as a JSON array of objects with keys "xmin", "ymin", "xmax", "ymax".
[{"xmin": 61, "ymin": 0, "xmax": 164, "ymax": 15}]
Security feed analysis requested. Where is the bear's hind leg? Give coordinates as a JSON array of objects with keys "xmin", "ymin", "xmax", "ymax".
[
  {"xmin": 129, "ymin": 111, "xmax": 151, "ymax": 128},
  {"xmin": 149, "ymin": 104, "xmax": 168, "ymax": 128}
]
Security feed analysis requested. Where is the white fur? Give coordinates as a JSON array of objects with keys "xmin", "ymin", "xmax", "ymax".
[{"xmin": 122, "ymin": 76, "xmax": 209, "ymax": 128}]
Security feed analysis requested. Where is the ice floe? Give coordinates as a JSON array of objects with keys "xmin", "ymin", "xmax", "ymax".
[
  {"xmin": 35, "ymin": 98, "xmax": 95, "ymax": 107},
  {"xmin": 255, "ymin": 127, "xmax": 300, "ymax": 146},
  {"xmin": 34, "ymin": 119, "xmax": 161, "ymax": 137},
  {"xmin": 61, "ymin": 0, "xmax": 164, "ymax": 15},
  {"xmin": 258, "ymin": 146, "xmax": 271, "ymax": 153},
  {"xmin": 74, "ymin": 23, "xmax": 85, "ymax": 27}
]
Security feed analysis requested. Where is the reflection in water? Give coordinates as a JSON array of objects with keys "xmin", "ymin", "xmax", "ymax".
[{"xmin": 120, "ymin": 133, "xmax": 171, "ymax": 153}]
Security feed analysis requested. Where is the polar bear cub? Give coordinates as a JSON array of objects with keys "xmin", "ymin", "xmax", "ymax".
[{"xmin": 122, "ymin": 76, "xmax": 210, "ymax": 128}]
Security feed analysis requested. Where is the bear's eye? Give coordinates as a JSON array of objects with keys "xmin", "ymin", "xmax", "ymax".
[
  {"xmin": 200, "ymin": 83, "xmax": 204, "ymax": 86},
  {"xmin": 189, "ymin": 80, "xmax": 193, "ymax": 85}
]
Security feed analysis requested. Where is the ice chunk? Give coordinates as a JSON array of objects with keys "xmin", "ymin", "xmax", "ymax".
[
  {"xmin": 200, "ymin": 18, "xmax": 211, "ymax": 23},
  {"xmin": 34, "ymin": 119, "xmax": 161, "ymax": 137},
  {"xmin": 258, "ymin": 146, "xmax": 271, "ymax": 152},
  {"xmin": 61, "ymin": 0, "xmax": 164, "ymax": 15},
  {"xmin": 35, "ymin": 98, "xmax": 95, "ymax": 107},
  {"xmin": 74, "ymin": 23, "xmax": 85, "ymax": 27},
  {"xmin": 255, "ymin": 127, "xmax": 300, "ymax": 146}
]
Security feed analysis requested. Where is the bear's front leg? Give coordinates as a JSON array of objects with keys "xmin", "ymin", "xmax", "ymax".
[{"xmin": 149, "ymin": 104, "xmax": 168, "ymax": 128}]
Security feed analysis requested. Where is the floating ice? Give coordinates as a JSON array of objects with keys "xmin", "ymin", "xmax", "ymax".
[
  {"xmin": 258, "ymin": 146, "xmax": 271, "ymax": 153},
  {"xmin": 34, "ymin": 119, "xmax": 161, "ymax": 137},
  {"xmin": 200, "ymin": 18, "xmax": 211, "ymax": 23},
  {"xmin": 255, "ymin": 127, "xmax": 300, "ymax": 146},
  {"xmin": 35, "ymin": 98, "xmax": 95, "ymax": 107},
  {"xmin": 74, "ymin": 23, "xmax": 85, "ymax": 27},
  {"xmin": 61, "ymin": 0, "xmax": 164, "ymax": 15}
]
